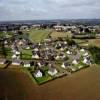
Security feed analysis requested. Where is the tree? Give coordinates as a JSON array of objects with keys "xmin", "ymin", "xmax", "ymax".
[{"xmin": 0, "ymin": 39, "xmax": 7, "ymax": 58}]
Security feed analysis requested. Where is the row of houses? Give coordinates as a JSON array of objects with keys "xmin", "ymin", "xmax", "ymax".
[{"xmin": 53, "ymin": 25, "xmax": 100, "ymax": 34}]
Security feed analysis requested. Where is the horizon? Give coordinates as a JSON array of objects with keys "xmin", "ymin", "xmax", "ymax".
[{"xmin": 0, "ymin": 18, "xmax": 100, "ymax": 23}]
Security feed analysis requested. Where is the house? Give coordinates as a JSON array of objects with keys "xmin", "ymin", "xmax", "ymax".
[
  {"xmin": 61, "ymin": 62, "xmax": 69, "ymax": 69},
  {"xmin": 12, "ymin": 59, "xmax": 21, "ymax": 66},
  {"xmin": 0, "ymin": 59, "xmax": 6, "ymax": 64},
  {"xmin": 66, "ymin": 50, "xmax": 71, "ymax": 55},
  {"xmin": 83, "ymin": 52, "xmax": 89, "ymax": 56},
  {"xmin": 25, "ymin": 46, "xmax": 30, "ymax": 50},
  {"xmin": 55, "ymin": 55, "xmax": 60, "ymax": 60},
  {"xmin": 12, "ymin": 54, "xmax": 17, "ymax": 59},
  {"xmin": 20, "ymin": 26, "xmax": 28, "ymax": 30},
  {"xmin": 37, "ymin": 60, "xmax": 45, "ymax": 68},
  {"xmin": 80, "ymin": 48, "xmax": 85, "ymax": 52},
  {"xmin": 64, "ymin": 41, "xmax": 67, "ymax": 45},
  {"xmin": 24, "ymin": 61, "xmax": 31, "ymax": 67},
  {"xmin": 60, "ymin": 47, "xmax": 64, "ymax": 51},
  {"xmin": 34, "ymin": 48, "xmax": 39, "ymax": 52},
  {"xmin": 48, "ymin": 64, "xmax": 58, "ymax": 76},
  {"xmin": 34, "ymin": 70, "xmax": 43, "ymax": 78},
  {"xmin": 83, "ymin": 58, "xmax": 91, "ymax": 65},
  {"xmin": 32, "ymin": 54, "xmax": 39, "ymax": 59},
  {"xmin": 48, "ymin": 68, "xmax": 58, "ymax": 76},
  {"xmin": 15, "ymin": 51, "xmax": 20, "ymax": 55},
  {"xmin": 53, "ymin": 25, "xmax": 63, "ymax": 31},
  {"xmin": 72, "ymin": 59, "xmax": 78, "ymax": 65},
  {"xmin": 32, "ymin": 24, "xmax": 41, "ymax": 29}
]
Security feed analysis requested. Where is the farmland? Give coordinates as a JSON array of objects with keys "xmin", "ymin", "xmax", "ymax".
[
  {"xmin": 28, "ymin": 29, "xmax": 51, "ymax": 42},
  {"xmin": 50, "ymin": 31, "xmax": 72, "ymax": 39},
  {"xmin": 0, "ymin": 65, "xmax": 100, "ymax": 100},
  {"xmin": 0, "ymin": 29, "xmax": 100, "ymax": 100}
]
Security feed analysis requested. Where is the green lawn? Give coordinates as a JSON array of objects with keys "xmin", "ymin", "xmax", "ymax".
[
  {"xmin": 0, "ymin": 47, "xmax": 12, "ymax": 59},
  {"xmin": 21, "ymin": 49, "xmax": 32, "ymax": 60},
  {"xmin": 28, "ymin": 29, "xmax": 51, "ymax": 42},
  {"xmin": 34, "ymin": 71, "xmax": 53, "ymax": 85}
]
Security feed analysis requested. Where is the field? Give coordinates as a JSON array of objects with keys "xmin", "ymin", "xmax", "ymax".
[
  {"xmin": 28, "ymin": 29, "xmax": 51, "ymax": 42},
  {"xmin": 0, "ymin": 65, "xmax": 100, "ymax": 100},
  {"xmin": 0, "ymin": 29, "xmax": 100, "ymax": 100},
  {"xmin": 50, "ymin": 31, "xmax": 72, "ymax": 39},
  {"xmin": 88, "ymin": 39, "xmax": 100, "ymax": 47},
  {"xmin": 74, "ymin": 39, "xmax": 100, "ymax": 47}
]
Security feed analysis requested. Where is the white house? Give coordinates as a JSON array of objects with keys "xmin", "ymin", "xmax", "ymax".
[
  {"xmin": 12, "ymin": 54, "xmax": 17, "ymax": 59},
  {"xmin": 64, "ymin": 41, "xmax": 67, "ymax": 45},
  {"xmin": 37, "ymin": 62, "xmax": 42, "ymax": 67},
  {"xmin": 72, "ymin": 60, "xmax": 78, "ymax": 65},
  {"xmin": 34, "ymin": 70, "xmax": 43, "ymax": 78},
  {"xmin": 66, "ymin": 50, "xmax": 71, "ymax": 55},
  {"xmin": 60, "ymin": 47, "xmax": 64, "ymax": 51},
  {"xmin": 12, "ymin": 60, "xmax": 20, "ymax": 66},
  {"xmin": 34, "ymin": 48, "xmax": 39, "ymax": 52},
  {"xmin": 83, "ymin": 52, "xmax": 88, "ymax": 56},
  {"xmin": 48, "ymin": 68, "xmax": 58, "ymax": 76},
  {"xmin": 0, "ymin": 59, "xmax": 6, "ymax": 64},
  {"xmin": 80, "ymin": 48, "xmax": 85, "ymax": 52},
  {"xmin": 61, "ymin": 62, "xmax": 66, "ymax": 69},
  {"xmin": 15, "ymin": 51, "xmax": 20, "ymax": 55},
  {"xmin": 55, "ymin": 55, "xmax": 60, "ymax": 60},
  {"xmin": 83, "ymin": 58, "xmax": 91, "ymax": 65},
  {"xmin": 24, "ymin": 62, "xmax": 31, "ymax": 67},
  {"xmin": 32, "ymin": 54, "xmax": 39, "ymax": 59},
  {"xmin": 25, "ymin": 46, "xmax": 30, "ymax": 50}
]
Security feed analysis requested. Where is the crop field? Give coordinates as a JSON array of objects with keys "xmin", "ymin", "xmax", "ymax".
[
  {"xmin": 28, "ymin": 29, "xmax": 51, "ymax": 42},
  {"xmin": 50, "ymin": 31, "xmax": 72, "ymax": 39},
  {"xmin": 0, "ymin": 65, "xmax": 100, "ymax": 100},
  {"xmin": 74, "ymin": 39, "xmax": 100, "ymax": 47},
  {"xmin": 0, "ymin": 29, "xmax": 100, "ymax": 100}
]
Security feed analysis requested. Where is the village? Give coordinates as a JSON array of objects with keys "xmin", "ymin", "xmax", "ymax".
[{"xmin": 0, "ymin": 23, "xmax": 100, "ymax": 84}]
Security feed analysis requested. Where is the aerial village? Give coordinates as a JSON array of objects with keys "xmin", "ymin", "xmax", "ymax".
[{"xmin": 0, "ymin": 23, "xmax": 100, "ymax": 84}]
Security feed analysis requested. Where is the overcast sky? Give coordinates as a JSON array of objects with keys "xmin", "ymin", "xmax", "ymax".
[{"xmin": 0, "ymin": 0, "xmax": 100, "ymax": 21}]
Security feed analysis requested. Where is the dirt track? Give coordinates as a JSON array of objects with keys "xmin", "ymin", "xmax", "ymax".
[{"xmin": 0, "ymin": 65, "xmax": 100, "ymax": 100}]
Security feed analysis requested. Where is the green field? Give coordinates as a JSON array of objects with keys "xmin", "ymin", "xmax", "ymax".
[
  {"xmin": 28, "ymin": 29, "xmax": 51, "ymax": 42},
  {"xmin": 21, "ymin": 49, "xmax": 32, "ymax": 60}
]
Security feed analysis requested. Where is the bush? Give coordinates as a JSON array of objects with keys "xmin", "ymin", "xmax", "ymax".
[{"xmin": 89, "ymin": 46, "xmax": 100, "ymax": 64}]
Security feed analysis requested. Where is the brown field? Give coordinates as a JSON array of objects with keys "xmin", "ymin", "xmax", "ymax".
[
  {"xmin": 0, "ymin": 65, "xmax": 100, "ymax": 100},
  {"xmin": 75, "ymin": 39, "xmax": 100, "ymax": 47},
  {"xmin": 51, "ymin": 31, "xmax": 72, "ymax": 39},
  {"xmin": 88, "ymin": 39, "xmax": 100, "ymax": 47}
]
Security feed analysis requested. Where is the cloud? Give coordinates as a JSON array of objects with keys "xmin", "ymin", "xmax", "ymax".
[{"xmin": 0, "ymin": 0, "xmax": 100, "ymax": 21}]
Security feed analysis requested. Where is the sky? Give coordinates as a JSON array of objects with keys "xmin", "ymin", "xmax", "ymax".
[{"xmin": 0, "ymin": 0, "xmax": 100, "ymax": 21}]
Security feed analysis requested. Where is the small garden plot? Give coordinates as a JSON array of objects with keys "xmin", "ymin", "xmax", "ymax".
[
  {"xmin": 33, "ymin": 71, "xmax": 52, "ymax": 85},
  {"xmin": 21, "ymin": 49, "xmax": 32, "ymax": 60},
  {"xmin": 21, "ymin": 66, "xmax": 35, "ymax": 74}
]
